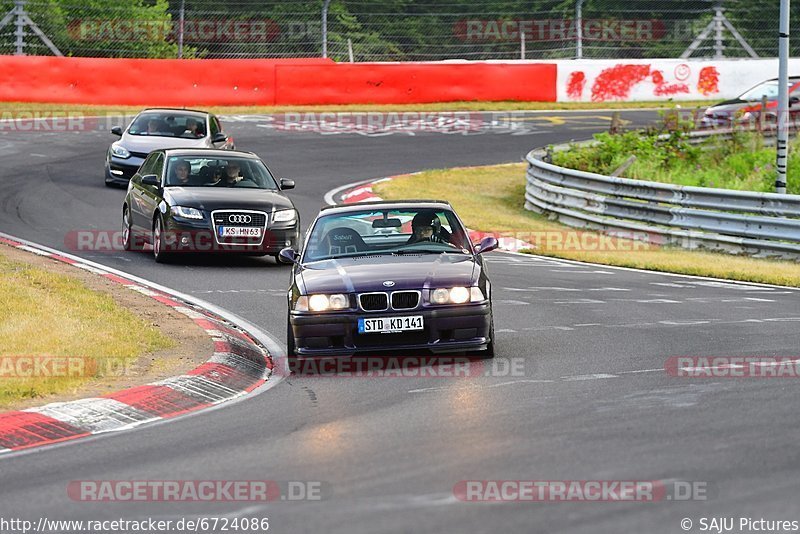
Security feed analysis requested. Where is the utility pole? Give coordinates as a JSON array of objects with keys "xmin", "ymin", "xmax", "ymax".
[{"xmin": 776, "ymin": 0, "xmax": 790, "ymax": 194}]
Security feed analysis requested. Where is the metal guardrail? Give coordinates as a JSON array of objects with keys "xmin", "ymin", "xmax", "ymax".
[{"xmin": 525, "ymin": 133, "xmax": 800, "ymax": 260}]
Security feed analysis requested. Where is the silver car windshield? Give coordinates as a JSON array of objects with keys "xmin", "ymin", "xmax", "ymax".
[
  {"xmin": 128, "ymin": 113, "xmax": 207, "ymax": 138},
  {"xmin": 303, "ymin": 208, "xmax": 472, "ymax": 262},
  {"xmin": 164, "ymin": 156, "xmax": 280, "ymax": 189}
]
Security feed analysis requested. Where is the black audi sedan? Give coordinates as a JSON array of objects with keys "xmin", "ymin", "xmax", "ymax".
[
  {"xmin": 122, "ymin": 148, "xmax": 299, "ymax": 263},
  {"xmin": 106, "ymin": 108, "xmax": 234, "ymax": 187},
  {"xmin": 279, "ymin": 200, "xmax": 498, "ymax": 362}
]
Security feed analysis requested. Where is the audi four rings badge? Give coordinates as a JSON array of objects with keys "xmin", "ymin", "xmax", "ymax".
[{"xmin": 228, "ymin": 214, "xmax": 252, "ymax": 224}]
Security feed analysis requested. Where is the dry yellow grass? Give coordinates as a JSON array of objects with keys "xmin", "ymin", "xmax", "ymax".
[
  {"xmin": 0, "ymin": 256, "xmax": 173, "ymax": 406},
  {"xmin": 0, "ymin": 100, "xmax": 713, "ymax": 116},
  {"xmin": 373, "ymin": 163, "xmax": 800, "ymax": 287}
]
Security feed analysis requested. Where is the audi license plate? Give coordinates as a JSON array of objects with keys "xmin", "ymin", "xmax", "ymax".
[
  {"xmin": 218, "ymin": 226, "xmax": 262, "ymax": 238},
  {"xmin": 358, "ymin": 315, "xmax": 423, "ymax": 334}
]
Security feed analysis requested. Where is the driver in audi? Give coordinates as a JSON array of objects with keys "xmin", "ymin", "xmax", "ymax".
[{"xmin": 405, "ymin": 211, "xmax": 451, "ymax": 245}]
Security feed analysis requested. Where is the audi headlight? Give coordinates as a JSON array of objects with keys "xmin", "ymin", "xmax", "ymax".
[
  {"xmin": 273, "ymin": 209, "xmax": 296, "ymax": 224},
  {"xmin": 430, "ymin": 287, "xmax": 483, "ymax": 305},
  {"xmin": 305, "ymin": 293, "xmax": 349, "ymax": 312},
  {"xmin": 171, "ymin": 206, "xmax": 203, "ymax": 220},
  {"xmin": 110, "ymin": 143, "xmax": 130, "ymax": 159}
]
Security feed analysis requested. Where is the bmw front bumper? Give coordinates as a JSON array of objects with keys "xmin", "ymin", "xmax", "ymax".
[{"xmin": 290, "ymin": 303, "xmax": 492, "ymax": 357}]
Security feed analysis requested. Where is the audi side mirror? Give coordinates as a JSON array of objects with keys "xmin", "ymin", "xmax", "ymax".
[
  {"xmin": 141, "ymin": 174, "xmax": 160, "ymax": 187},
  {"xmin": 278, "ymin": 247, "xmax": 298, "ymax": 264}
]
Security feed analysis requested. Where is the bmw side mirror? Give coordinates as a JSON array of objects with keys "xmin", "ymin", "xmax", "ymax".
[
  {"xmin": 141, "ymin": 174, "xmax": 160, "ymax": 187},
  {"xmin": 278, "ymin": 247, "xmax": 298, "ymax": 264},
  {"xmin": 280, "ymin": 178, "xmax": 295, "ymax": 190},
  {"xmin": 476, "ymin": 236, "xmax": 498, "ymax": 254},
  {"xmin": 111, "ymin": 126, "xmax": 123, "ymax": 136},
  {"xmin": 212, "ymin": 132, "xmax": 227, "ymax": 144}
]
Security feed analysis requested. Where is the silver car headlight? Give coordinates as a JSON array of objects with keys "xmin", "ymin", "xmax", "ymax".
[
  {"xmin": 273, "ymin": 209, "xmax": 297, "ymax": 224},
  {"xmin": 110, "ymin": 143, "xmax": 130, "ymax": 159},
  {"xmin": 171, "ymin": 206, "xmax": 203, "ymax": 220}
]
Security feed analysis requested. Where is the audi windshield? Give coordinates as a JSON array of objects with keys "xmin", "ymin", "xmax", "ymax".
[{"xmin": 164, "ymin": 156, "xmax": 280, "ymax": 189}]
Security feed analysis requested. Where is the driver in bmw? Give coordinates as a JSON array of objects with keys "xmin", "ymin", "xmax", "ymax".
[{"xmin": 406, "ymin": 211, "xmax": 451, "ymax": 245}]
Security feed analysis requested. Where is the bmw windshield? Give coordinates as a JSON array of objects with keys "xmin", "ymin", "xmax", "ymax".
[{"xmin": 303, "ymin": 208, "xmax": 472, "ymax": 262}]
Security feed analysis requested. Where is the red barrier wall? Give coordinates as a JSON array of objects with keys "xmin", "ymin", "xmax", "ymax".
[
  {"xmin": 0, "ymin": 56, "xmax": 556, "ymax": 106},
  {"xmin": 274, "ymin": 62, "xmax": 557, "ymax": 105}
]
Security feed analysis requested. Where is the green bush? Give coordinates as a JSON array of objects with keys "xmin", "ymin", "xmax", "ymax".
[{"xmin": 552, "ymin": 130, "xmax": 799, "ymax": 195}]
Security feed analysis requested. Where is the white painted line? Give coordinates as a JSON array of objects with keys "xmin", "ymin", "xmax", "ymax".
[
  {"xmin": 17, "ymin": 245, "xmax": 51, "ymax": 256},
  {"xmin": 561, "ymin": 373, "xmax": 619, "ymax": 381},
  {"xmin": 617, "ymin": 368, "xmax": 664, "ymax": 374}
]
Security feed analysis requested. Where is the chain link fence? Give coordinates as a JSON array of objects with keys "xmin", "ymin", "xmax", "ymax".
[{"xmin": 0, "ymin": 0, "xmax": 797, "ymax": 60}]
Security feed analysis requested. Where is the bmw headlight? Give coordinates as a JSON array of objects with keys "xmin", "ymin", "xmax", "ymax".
[
  {"xmin": 273, "ymin": 209, "xmax": 297, "ymax": 224},
  {"xmin": 301, "ymin": 293, "xmax": 349, "ymax": 312},
  {"xmin": 430, "ymin": 287, "xmax": 484, "ymax": 305},
  {"xmin": 110, "ymin": 143, "xmax": 130, "ymax": 159},
  {"xmin": 171, "ymin": 206, "xmax": 204, "ymax": 220}
]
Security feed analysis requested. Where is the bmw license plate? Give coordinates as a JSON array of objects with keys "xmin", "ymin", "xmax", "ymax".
[
  {"xmin": 358, "ymin": 315, "xmax": 423, "ymax": 333},
  {"xmin": 218, "ymin": 226, "xmax": 262, "ymax": 238}
]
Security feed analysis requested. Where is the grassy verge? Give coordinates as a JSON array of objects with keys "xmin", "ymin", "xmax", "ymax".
[
  {"xmin": 0, "ymin": 254, "xmax": 173, "ymax": 406},
  {"xmin": 0, "ymin": 100, "xmax": 714, "ymax": 116},
  {"xmin": 552, "ymin": 130, "xmax": 800, "ymax": 195},
  {"xmin": 373, "ymin": 163, "xmax": 800, "ymax": 287}
]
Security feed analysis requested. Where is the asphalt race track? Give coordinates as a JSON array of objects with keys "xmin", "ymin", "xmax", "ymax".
[{"xmin": 2, "ymin": 110, "xmax": 800, "ymax": 533}]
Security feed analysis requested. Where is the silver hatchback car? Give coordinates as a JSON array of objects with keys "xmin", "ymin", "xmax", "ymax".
[{"xmin": 105, "ymin": 108, "xmax": 235, "ymax": 187}]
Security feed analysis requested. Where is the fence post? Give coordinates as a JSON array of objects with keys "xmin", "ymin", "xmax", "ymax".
[
  {"xmin": 177, "ymin": 0, "xmax": 185, "ymax": 59},
  {"xmin": 14, "ymin": 0, "xmax": 25, "ymax": 55},
  {"xmin": 322, "ymin": 0, "xmax": 331, "ymax": 58},
  {"xmin": 575, "ymin": 0, "xmax": 584, "ymax": 59}
]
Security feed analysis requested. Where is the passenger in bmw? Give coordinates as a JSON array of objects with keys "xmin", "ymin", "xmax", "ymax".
[{"xmin": 406, "ymin": 211, "xmax": 451, "ymax": 245}]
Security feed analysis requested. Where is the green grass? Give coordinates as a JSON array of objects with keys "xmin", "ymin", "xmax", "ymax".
[
  {"xmin": 0, "ymin": 100, "xmax": 714, "ymax": 116},
  {"xmin": 552, "ymin": 130, "xmax": 800, "ymax": 195},
  {"xmin": 0, "ymin": 254, "xmax": 174, "ymax": 408},
  {"xmin": 373, "ymin": 163, "xmax": 800, "ymax": 287}
]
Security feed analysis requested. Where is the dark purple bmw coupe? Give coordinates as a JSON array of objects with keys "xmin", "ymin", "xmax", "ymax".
[{"xmin": 279, "ymin": 200, "xmax": 498, "ymax": 363}]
